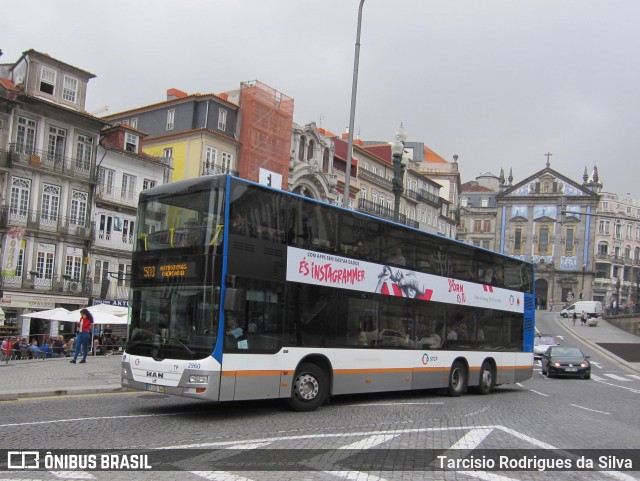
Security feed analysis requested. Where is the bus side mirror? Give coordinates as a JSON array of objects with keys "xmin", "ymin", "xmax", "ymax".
[{"xmin": 224, "ymin": 288, "xmax": 244, "ymax": 312}]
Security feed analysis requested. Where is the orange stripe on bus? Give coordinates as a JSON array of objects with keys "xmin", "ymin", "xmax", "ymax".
[
  {"xmin": 221, "ymin": 370, "xmax": 282, "ymax": 377},
  {"xmin": 219, "ymin": 365, "xmax": 532, "ymax": 378}
]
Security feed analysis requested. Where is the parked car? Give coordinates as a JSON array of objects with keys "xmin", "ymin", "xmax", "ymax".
[
  {"xmin": 533, "ymin": 334, "xmax": 558, "ymax": 359},
  {"xmin": 560, "ymin": 301, "xmax": 603, "ymax": 319},
  {"xmin": 540, "ymin": 346, "xmax": 591, "ymax": 379}
]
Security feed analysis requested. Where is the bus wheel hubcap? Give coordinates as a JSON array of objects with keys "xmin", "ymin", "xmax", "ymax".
[{"xmin": 295, "ymin": 374, "xmax": 318, "ymax": 400}]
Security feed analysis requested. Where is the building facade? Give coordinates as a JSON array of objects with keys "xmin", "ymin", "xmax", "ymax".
[
  {"xmin": 103, "ymin": 88, "xmax": 241, "ymax": 182},
  {"xmin": 592, "ymin": 191, "xmax": 640, "ymax": 311},
  {"xmin": 495, "ymin": 162, "xmax": 601, "ymax": 309},
  {"xmin": 0, "ymin": 50, "xmax": 106, "ymax": 338},
  {"xmin": 91, "ymin": 123, "xmax": 168, "ymax": 308}
]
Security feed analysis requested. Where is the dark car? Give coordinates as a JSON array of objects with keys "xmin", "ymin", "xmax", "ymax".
[{"xmin": 541, "ymin": 346, "xmax": 591, "ymax": 379}]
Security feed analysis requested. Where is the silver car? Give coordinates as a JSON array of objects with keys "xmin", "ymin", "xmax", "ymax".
[{"xmin": 534, "ymin": 335, "xmax": 558, "ymax": 359}]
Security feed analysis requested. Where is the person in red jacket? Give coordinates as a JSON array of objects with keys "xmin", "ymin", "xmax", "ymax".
[{"xmin": 70, "ymin": 308, "xmax": 93, "ymax": 364}]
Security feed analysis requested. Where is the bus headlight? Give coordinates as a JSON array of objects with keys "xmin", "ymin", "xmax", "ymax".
[{"xmin": 189, "ymin": 375, "xmax": 208, "ymax": 384}]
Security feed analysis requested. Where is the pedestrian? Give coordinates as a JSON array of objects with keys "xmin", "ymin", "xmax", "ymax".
[
  {"xmin": 581, "ymin": 310, "xmax": 588, "ymax": 326},
  {"xmin": 549, "ymin": 299, "xmax": 554, "ymax": 311},
  {"xmin": 71, "ymin": 308, "xmax": 93, "ymax": 364},
  {"xmin": 572, "ymin": 311, "xmax": 577, "ymax": 327}
]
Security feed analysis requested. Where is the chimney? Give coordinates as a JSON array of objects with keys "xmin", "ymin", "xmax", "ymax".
[{"xmin": 167, "ymin": 88, "xmax": 188, "ymax": 100}]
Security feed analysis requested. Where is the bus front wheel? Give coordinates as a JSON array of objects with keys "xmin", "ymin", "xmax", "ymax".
[
  {"xmin": 288, "ymin": 363, "xmax": 327, "ymax": 412},
  {"xmin": 447, "ymin": 361, "xmax": 467, "ymax": 397}
]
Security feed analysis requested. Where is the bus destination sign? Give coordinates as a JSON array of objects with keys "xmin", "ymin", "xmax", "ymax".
[{"xmin": 142, "ymin": 261, "xmax": 196, "ymax": 279}]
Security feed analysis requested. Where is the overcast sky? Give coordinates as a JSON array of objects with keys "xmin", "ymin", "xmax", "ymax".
[{"xmin": 4, "ymin": 0, "xmax": 639, "ymax": 197}]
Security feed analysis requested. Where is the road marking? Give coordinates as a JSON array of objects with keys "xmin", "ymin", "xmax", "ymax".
[
  {"xmin": 0, "ymin": 411, "xmax": 191, "ymax": 428},
  {"xmin": 51, "ymin": 473, "xmax": 95, "ymax": 479},
  {"xmin": 592, "ymin": 378, "xmax": 640, "ymax": 394},
  {"xmin": 192, "ymin": 472, "xmax": 254, "ymax": 481},
  {"xmin": 569, "ymin": 404, "xmax": 610, "ymax": 415},
  {"xmin": 590, "ymin": 361, "xmax": 604, "ymax": 369},
  {"xmin": 448, "ymin": 428, "xmax": 494, "ymax": 450},
  {"xmin": 458, "ymin": 471, "xmax": 521, "ymax": 481},
  {"xmin": 516, "ymin": 383, "xmax": 548, "ymax": 396},
  {"xmin": 343, "ymin": 402, "xmax": 444, "ymax": 407},
  {"xmin": 604, "ymin": 373, "xmax": 632, "ymax": 381},
  {"xmin": 627, "ymin": 374, "xmax": 640, "ymax": 381}
]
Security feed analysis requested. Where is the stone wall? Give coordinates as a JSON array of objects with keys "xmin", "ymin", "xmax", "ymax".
[{"xmin": 606, "ymin": 315, "xmax": 640, "ymax": 337}]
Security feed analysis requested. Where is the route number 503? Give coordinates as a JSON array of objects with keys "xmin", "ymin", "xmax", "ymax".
[{"xmin": 143, "ymin": 266, "xmax": 156, "ymax": 278}]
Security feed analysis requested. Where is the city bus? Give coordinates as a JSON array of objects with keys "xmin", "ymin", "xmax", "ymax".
[{"xmin": 122, "ymin": 175, "xmax": 535, "ymax": 411}]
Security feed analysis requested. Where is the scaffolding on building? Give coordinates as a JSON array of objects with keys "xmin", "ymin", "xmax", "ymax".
[{"xmin": 237, "ymin": 80, "xmax": 294, "ymax": 186}]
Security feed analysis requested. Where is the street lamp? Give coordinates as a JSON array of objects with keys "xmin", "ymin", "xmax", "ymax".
[
  {"xmin": 343, "ymin": 0, "xmax": 366, "ymax": 209},
  {"xmin": 615, "ymin": 277, "xmax": 621, "ymax": 315},
  {"xmin": 391, "ymin": 124, "xmax": 408, "ymax": 222},
  {"xmin": 635, "ymin": 272, "xmax": 640, "ymax": 311},
  {"xmin": 580, "ymin": 263, "xmax": 586, "ymax": 300}
]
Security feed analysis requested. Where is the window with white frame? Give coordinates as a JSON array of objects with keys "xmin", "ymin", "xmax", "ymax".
[
  {"xmin": 143, "ymin": 179, "xmax": 157, "ymax": 190},
  {"xmin": 70, "ymin": 190, "xmax": 88, "ymax": 226},
  {"xmin": 222, "ymin": 152, "xmax": 233, "ymax": 172},
  {"xmin": 637, "ymin": 226, "xmax": 640, "ymax": 241},
  {"xmin": 614, "ymin": 221, "xmax": 622, "ymax": 240},
  {"xmin": 62, "ymin": 75, "xmax": 78, "ymax": 103},
  {"xmin": 117, "ymin": 262, "xmax": 131, "ymax": 288},
  {"xmin": 122, "ymin": 219, "xmax": 135, "ymax": 244},
  {"xmin": 47, "ymin": 126, "xmax": 67, "ymax": 161},
  {"xmin": 98, "ymin": 167, "xmax": 114, "ymax": 195},
  {"xmin": 10, "ymin": 177, "xmax": 31, "ymax": 217},
  {"xmin": 75, "ymin": 134, "xmax": 93, "ymax": 168},
  {"xmin": 460, "ymin": 197, "xmax": 469, "ymax": 207},
  {"xmin": 16, "ymin": 116, "xmax": 37, "ymax": 154},
  {"xmin": 205, "ymin": 146, "xmax": 217, "ymax": 173},
  {"xmin": 94, "ymin": 260, "xmax": 109, "ymax": 291},
  {"xmin": 130, "ymin": 118, "xmax": 138, "ymax": 128},
  {"xmin": 626, "ymin": 225, "xmax": 633, "ymax": 239},
  {"xmin": 360, "ymin": 185, "xmax": 367, "ymax": 200},
  {"xmin": 166, "ymin": 109, "xmax": 175, "ymax": 130},
  {"xmin": 39, "ymin": 67, "xmax": 56, "ymax": 95},
  {"xmin": 597, "ymin": 242, "xmax": 608, "ymax": 255},
  {"xmin": 599, "ymin": 220, "xmax": 610, "ymax": 235},
  {"xmin": 121, "ymin": 174, "xmax": 136, "ymax": 201},
  {"xmin": 125, "ymin": 132, "xmax": 138, "ymax": 153},
  {"xmin": 163, "ymin": 147, "xmax": 173, "ymax": 159},
  {"xmin": 36, "ymin": 244, "xmax": 55, "ymax": 279},
  {"xmin": 99, "ymin": 214, "xmax": 113, "ymax": 240},
  {"xmin": 481, "ymin": 197, "xmax": 489, "ymax": 207},
  {"xmin": 218, "ymin": 108, "xmax": 227, "ymax": 130},
  {"xmin": 65, "ymin": 247, "xmax": 83, "ymax": 281},
  {"xmin": 41, "ymin": 184, "xmax": 60, "ymax": 221}
]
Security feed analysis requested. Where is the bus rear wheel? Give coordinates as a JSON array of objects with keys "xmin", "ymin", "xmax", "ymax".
[
  {"xmin": 447, "ymin": 361, "xmax": 467, "ymax": 397},
  {"xmin": 287, "ymin": 363, "xmax": 327, "ymax": 412},
  {"xmin": 473, "ymin": 361, "xmax": 495, "ymax": 395}
]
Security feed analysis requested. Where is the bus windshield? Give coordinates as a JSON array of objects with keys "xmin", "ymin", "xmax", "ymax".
[{"xmin": 128, "ymin": 183, "xmax": 225, "ymax": 360}]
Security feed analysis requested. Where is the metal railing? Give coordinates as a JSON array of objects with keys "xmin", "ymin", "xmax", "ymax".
[
  {"xmin": 0, "ymin": 206, "xmax": 94, "ymax": 238},
  {"xmin": 7, "ymin": 144, "xmax": 92, "ymax": 180},
  {"xmin": 95, "ymin": 185, "xmax": 139, "ymax": 208},
  {"xmin": 0, "ymin": 272, "xmax": 87, "ymax": 293}
]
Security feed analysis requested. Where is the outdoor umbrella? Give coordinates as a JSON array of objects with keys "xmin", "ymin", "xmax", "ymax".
[{"xmin": 21, "ymin": 307, "xmax": 72, "ymax": 321}]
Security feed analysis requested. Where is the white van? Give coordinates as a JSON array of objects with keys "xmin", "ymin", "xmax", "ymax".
[{"xmin": 560, "ymin": 301, "xmax": 604, "ymax": 319}]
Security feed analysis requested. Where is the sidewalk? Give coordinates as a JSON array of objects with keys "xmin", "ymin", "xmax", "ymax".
[
  {"xmin": 0, "ymin": 354, "xmax": 124, "ymax": 401},
  {"xmin": 549, "ymin": 310, "xmax": 640, "ymax": 373}
]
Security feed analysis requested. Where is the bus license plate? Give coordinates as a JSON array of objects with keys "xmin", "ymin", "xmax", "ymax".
[
  {"xmin": 565, "ymin": 368, "xmax": 578, "ymax": 372},
  {"xmin": 146, "ymin": 384, "xmax": 165, "ymax": 393}
]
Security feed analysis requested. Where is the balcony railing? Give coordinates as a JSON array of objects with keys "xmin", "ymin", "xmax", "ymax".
[
  {"xmin": 0, "ymin": 272, "xmax": 88, "ymax": 294},
  {"xmin": 94, "ymin": 231, "xmax": 135, "ymax": 249},
  {"xmin": 95, "ymin": 185, "xmax": 139, "ymax": 208},
  {"xmin": 202, "ymin": 164, "xmax": 238, "ymax": 177},
  {"xmin": 0, "ymin": 206, "xmax": 94, "ymax": 238},
  {"xmin": 357, "ymin": 198, "xmax": 419, "ymax": 229},
  {"xmin": 358, "ymin": 169, "xmax": 392, "ymax": 190},
  {"xmin": 7, "ymin": 144, "xmax": 92, "ymax": 180}
]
